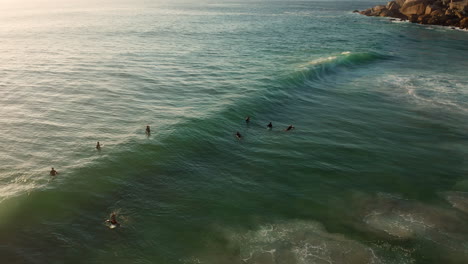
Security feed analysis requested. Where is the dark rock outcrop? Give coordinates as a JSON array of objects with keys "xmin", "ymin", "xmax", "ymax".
[
  {"xmin": 400, "ymin": 0, "xmax": 431, "ymax": 16},
  {"xmin": 461, "ymin": 17, "xmax": 468, "ymax": 27},
  {"xmin": 358, "ymin": 0, "xmax": 468, "ymax": 29}
]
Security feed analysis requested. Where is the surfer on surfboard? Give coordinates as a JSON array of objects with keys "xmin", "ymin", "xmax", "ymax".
[
  {"xmin": 96, "ymin": 141, "xmax": 101, "ymax": 150},
  {"xmin": 285, "ymin": 125, "xmax": 295, "ymax": 131},
  {"xmin": 145, "ymin": 125, "xmax": 151, "ymax": 135},
  {"xmin": 50, "ymin": 167, "xmax": 58, "ymax": 176},
  {"xmin": 267, "ymin": 122, "xmax": 272, "ymax": 129},
  {"xmin": 235, "ymin": 131, "xmax": 242, "ymax": 139},
  {"xmin": 106, "ymin": 213, "xmax": 120, "ymax": 227}
]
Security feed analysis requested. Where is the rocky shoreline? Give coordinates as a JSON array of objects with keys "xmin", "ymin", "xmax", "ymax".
[{"xmin": 356, "ymin": 0, "xmax": 468, "ymax": 29}]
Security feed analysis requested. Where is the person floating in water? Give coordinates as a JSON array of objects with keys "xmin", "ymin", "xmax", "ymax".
[
  {"xmin": 96, "ymin": 141, "xmax": 101, "ymax": 150},
  {"xmin": 235, "ymin": 131, "xmax": 242, "ymax": 139},
  {"xmin": 145, "ymin": 125, "xmax": 151, "ymax": 135},
  {"xmin": 285, "ymin": 125, "xmax": 295, "ymax": 131},
  {"xmin": 245, "ymin": 116, "xmax": 250, "ymax": 123},
  {"xmin": 267, "ymin": 122, "xmax": 272, "ymax": 129},
  {"xmin": 50, "ymin": 167, "xmax": 58, "ymax": 176},
  {"xmin": 106, "ymin": 213, "xmax": 120, "ymax": 227}
]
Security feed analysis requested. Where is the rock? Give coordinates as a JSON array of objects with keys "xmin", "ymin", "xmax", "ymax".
[
  {"xmin": 381, "ymin": 9, "xmax": 407, "ymax": 19},
  {"xmin": 428, "ymin": 13, "xmax": 449, "ymax": 25},
  {"xmin": 454, "ymin": 10, "xmax": 465, "ymax": 19},
  {"xmin": 396, "ymin": 0, "xmax": 406, "ymax": 7},
  {"xmin": 445, "ymin": 17, "xmax": 461, "ymax": 26},
  {"xmin": 427, "ymin": 16, "xmax": 440, "ymax": 24},
  {"xmin": 359, "ymin": 5, "xmax": 389, "ymax": 16},
  {"xmin": 425, "ymin": 5, "xmax": 433, "ymax": 15},
  {"xmin": 450, "ymin": 0, "xmax": 468, "ymax": 12},
  {"xmin": 401, "ymin": 0, "xmax": 431, "ymax": 16},
  {"xmin": 353, "ymin": 10, "xmax": 360, "ymax": 13},
  {"xmin": 358, "ymin": 0, "xmax": 468, "ymax": 28},
  {"xmin": 389, "ymin": 9, "xmax": 409, "ymax": 19},
  {"xmin": 418, "ymin": 14, "xmax": 432, "ymax": 23},
  {"xmin": 380, "ymin": 9, "xmax": 392, "ymax": 17},
  {"xmin": 445, "ymin": 8, "xmax": 456, "ymax": 16},
  {"xmin": 387, "ymin": 0, "xmax": 401, "ymax": 10},
  {"xmin": 460, "ymin": 17, "xmax": 468, "ymax": 28},
  {"xmin": 359, "ymin": 9, "xmax": 371, "ymax": 16},
  {"xmin": 431, "ymin": 9, "xmax": 445, "ymax": 16},
  {"xmin": 425, "ymin": 4, "xmax": 443, "ymax": 15},
  {"xmin": 372, "ymin": 5, "xmax": 388, "ymax": 15},
  {"xmin": 408, "ymin": 14, "xmax": 420, "ymax": 22}
]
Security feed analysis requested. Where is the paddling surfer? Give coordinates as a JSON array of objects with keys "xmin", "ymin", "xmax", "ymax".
[
  {"xmin": 106, "ymin": 213, "xmax": 120, "ymax": 226},
  {"xmin": 50, "ymin": 167, "xmax": 58, "ymax": 176}
]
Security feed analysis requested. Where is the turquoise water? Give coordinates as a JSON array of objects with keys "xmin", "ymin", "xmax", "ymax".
[{"xmin": 1, "ymin": 0, "xmax": 468, "ymax": 263}]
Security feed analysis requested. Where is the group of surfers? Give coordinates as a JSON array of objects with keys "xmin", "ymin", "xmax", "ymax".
[
  {"xmin": 48, "ymin": 119, "xmax": 293, "ymax": 227},
  {"xmin": 235, "ymin": 116, "xmax": 295, "ymax": 139},
  {"xmin": 47, "ymin": 126, "xmax": 152, "ymax": 226},
  {"xmin": 50, "ymin": 120, "xmax": 293, "ymax": 174}
]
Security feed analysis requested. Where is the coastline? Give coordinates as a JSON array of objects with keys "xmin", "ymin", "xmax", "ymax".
[
  {"xmin": 355, "ymin": 0, "xmax": 468, "ymax": 29},
  {"xmin": 361, "ymin": 13, "xmax": 468, "ymax": 32}
]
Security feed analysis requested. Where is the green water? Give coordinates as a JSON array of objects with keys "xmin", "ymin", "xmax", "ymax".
[{"xmin": 0, "ymin": 0, "xmax": 467, "ymax": 263}]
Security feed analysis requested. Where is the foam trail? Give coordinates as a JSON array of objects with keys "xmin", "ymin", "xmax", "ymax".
[
  {"xmin": 300, "ymin": 56, "xmax": 338, "ymax": 67},
  {"xmin": 445, "ymin": 191, "xmax": 468, "ymax": 214},
  {"xmin": 360, "ymin": 193, "xmax": 468, "ymax": 258},
  {"xmin": 298, "ymin": 51, "xmax": 354, "ymax": 68},
  {"xmin": 236, "ymin": 220, "xmax": 381, "ymax": 264},
  {"xmin": 379, "ymin": 75, "xmax": 468, "ymax": 112}
]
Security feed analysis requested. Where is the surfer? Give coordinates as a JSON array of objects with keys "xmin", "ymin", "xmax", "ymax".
[
  {"xmin": 267, "ymin": 122, "xmax": 272, "ymax": 129},
  {"xmin": 145, "ymin": 125, "xmax": 151, "ymax": 135},
  {"xmin": 106, "ymin": 213, "xmax": 120, "ymax": 227},
  {"xmin": 285, "ymin": 125, "xmax": 295, "ymax": 131},
  {"xmin": 245, "ymin": 116, "xmax": 250, "ymax": 123},
  {"xmin": 96, "ymin": 141, "xmax": 101, "ymax": 150},
  {"xmin": 235, "ymin": 131, "xmax": 242, "ymax": 139},
  {"xmin": 50, "ymin": 167, "xmax": 58, "ymax": 176}
]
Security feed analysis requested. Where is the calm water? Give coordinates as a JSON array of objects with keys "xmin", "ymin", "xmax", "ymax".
[{"xmin": 1, "ymin": 0, "xmax": 468, "ymax": 263}]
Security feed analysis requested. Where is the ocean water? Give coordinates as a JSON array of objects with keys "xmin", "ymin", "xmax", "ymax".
[{"xmin": 1, "ymin": 0, "xmax": 467, "ymax": 263}]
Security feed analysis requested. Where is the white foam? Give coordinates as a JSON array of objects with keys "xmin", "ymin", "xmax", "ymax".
[
  {"xmin": 0, "ymin": 182, "xmax": 38, "ymax": 202},
  {"xmin": 445, "ymin": 191, "xmax": 468, "ymax": 214},
  {"xmin": 379, "ymin": 74, "xmax": 468, "ymax": 112},
  {"xmin": 361, "ymin": 193, "xmax": 468, "ymax": 256},
  {"xmin": 299, "ymin": 52, "xmax": 352, "ymax": 68},
  {"xmin": 300, "ymin": 56, "xmax": 337, "ymax": 67},
  {"xmin": 364, "ymin": 209, "xmax": 435, "ymax": 239},
  {"xmin": 237, "ymin": 220, "xmax": 381, "ymax": 264},
  {"xmin": 283, "ymin": 11, "xmax": 316, "ymax": 16},
  {"xmin": 390, "ymin": 19, "xmax": 409, "ymax": 24}
]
